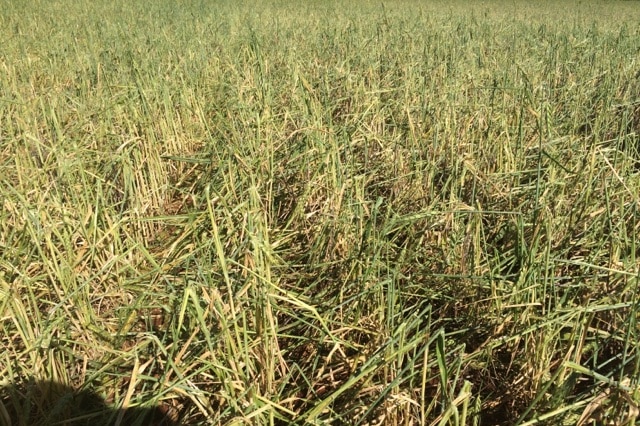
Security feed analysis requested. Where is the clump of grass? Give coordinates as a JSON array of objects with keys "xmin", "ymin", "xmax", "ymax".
[{"xmin": 1, "ymin": 0, "xmax": 640, "ymax": 424}]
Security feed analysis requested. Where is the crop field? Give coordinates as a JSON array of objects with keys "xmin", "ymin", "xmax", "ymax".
[{"xmin": 1, "ymin": 0, "xmax": 640, "ymax": 424}]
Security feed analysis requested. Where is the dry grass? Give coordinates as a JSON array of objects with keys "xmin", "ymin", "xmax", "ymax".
[{"xmin": 1, "ymin": 0, "xmax": 640, "ymax": 424}]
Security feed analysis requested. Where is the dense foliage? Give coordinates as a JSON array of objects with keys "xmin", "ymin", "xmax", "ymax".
[{"xmin": 1, "ymin": 0, "xmax": 639, "ymax": 424}]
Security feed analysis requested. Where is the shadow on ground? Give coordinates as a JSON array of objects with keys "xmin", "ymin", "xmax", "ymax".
[{"xmin": 0, "ymin": 379, "xmax": 178, "ymax": 426}]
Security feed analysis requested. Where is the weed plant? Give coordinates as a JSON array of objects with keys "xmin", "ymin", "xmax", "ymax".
[{"xmin": 1, "ymin": 0, "xmax": 640, "ymax": 424}]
